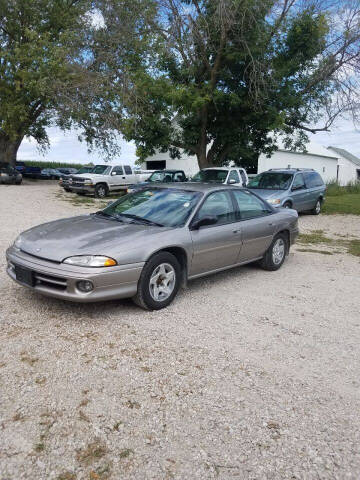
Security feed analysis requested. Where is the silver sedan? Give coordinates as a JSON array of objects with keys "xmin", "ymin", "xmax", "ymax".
[{"xmin": 6, "ymin": 184, "xmax": 299, "ymax": 310}]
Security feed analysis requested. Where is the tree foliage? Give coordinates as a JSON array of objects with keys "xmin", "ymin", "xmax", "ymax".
[
  {"xmin": 0, "ymin": 0, "xmax": 116, "ymax": 164},
  {"xmin": 96, "ymin": 0, "xmax": 360, "ymax": 168}
]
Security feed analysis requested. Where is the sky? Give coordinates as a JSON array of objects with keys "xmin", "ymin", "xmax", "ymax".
[
  {"xmin": 18, "ymin": 117, "xmax": 360, "ymax": 165},
  {"xmin": 18, "ymin": 127, "xmax": 137, "ymax": 165}
]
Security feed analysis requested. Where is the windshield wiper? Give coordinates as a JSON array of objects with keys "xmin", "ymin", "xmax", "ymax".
[
  {"xmin": 116, "ymin": 213, "xmax": 164, "ymax": 227},
  {"xmin": 94, "ymin": 211, "xmax": 124, "ymax": 222}
]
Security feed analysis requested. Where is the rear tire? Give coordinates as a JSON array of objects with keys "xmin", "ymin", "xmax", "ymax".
[
  {"xmin": 310, "ymin": 198, "xmax": 322, "ymax": 215},
  {"xmin": 259, "ymin": 232, "xmax": 288, "ymax": 271},
  {"xmin": 132, "ymin": 252, "xmax": 181, "ymax": 310},
  {"xmin": 95, "ymin": 183, "xmax": 108, "ymax": 198}
]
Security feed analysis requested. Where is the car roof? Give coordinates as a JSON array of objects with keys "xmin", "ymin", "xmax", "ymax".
[
  {"xmin": 263, "ymin": 168, "xmax": 314, "ymax": 174},
  {"xmin": 143, "ymin": 183, "xmax": 244, "ymax": 193}
]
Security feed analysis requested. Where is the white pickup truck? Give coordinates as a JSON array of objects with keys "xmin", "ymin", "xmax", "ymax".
[
  {"xmin": 67, "ymin": 164, "xmax": 151, "ymax": 198},
  {"xmin": 192, "ymin": 167, "xmax": 248, "ymax": 186}
]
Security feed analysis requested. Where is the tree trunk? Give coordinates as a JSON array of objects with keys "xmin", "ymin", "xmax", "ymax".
[{"xmin": 0, "ymin": 133, "xmax": 23, "ymax": 166}]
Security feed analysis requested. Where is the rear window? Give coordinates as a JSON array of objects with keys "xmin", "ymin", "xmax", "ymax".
[{"xmin": 304, "ymin": 172, "xmax": 324, "ymax": 188}]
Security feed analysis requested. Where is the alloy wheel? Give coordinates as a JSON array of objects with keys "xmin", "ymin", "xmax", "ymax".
[
  {"xmin": 149, "ymin": 263, "xmax": 176, "ymax": 302},
  {"xmin": 272, "ymin": 238, "xmax": 285, "ymax": 265}
]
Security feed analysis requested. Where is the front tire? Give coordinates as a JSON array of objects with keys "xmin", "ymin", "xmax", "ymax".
[
  {"xmin": 95, "ymin": 183, "xmax": 108, "ymax": 198},
  {"xmin": 259, "ymin": 233, "xmax": 288, "ymax": 271},
  {"xmin": 133, "ymin": 252, "xmax": 181, "ymax": 310}
]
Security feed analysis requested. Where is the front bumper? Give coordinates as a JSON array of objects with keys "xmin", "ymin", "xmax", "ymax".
[
  {"xmin": 6, "ymin": 246, "xmax": 144, "ymax": 303},
  {"xmin": 68, "ymin": 185, "xmax": 95, "ymax": 193}
]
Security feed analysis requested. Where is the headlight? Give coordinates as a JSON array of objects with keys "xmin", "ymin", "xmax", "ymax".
[
  {"xmin": 127, "ymin": 188, "xmax": 135, "ymax": 193},
  {"xmin": 63, "ymin": 255, "xmax": 117, "ymax": 267},
  {"xmin": 84, "ymin": 179, "xmax": 93, "ymax": 185},
  {"xmin": 268, "ymin": 198, "xmax": 281, "ymax": 205},
  {"xmin": 14, "ymin": 235, "xmax": 22, "ymax": 249}
]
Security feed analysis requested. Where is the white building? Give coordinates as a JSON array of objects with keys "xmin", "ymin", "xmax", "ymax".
[
  {"xmin": 142, "ymin": 141, "xmax": 360, "ymax": 185},
  {"xmin": 141, "ymin": 149, "xmax": 199, "ymax": 177},
  {"xmin": 327, "ymin": 147, "xmax": 360, "ymax": 185}
]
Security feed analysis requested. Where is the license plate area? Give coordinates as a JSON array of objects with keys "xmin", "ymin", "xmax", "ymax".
[{"xmin": 15, "ymin": 265, "xmax": 35, "ymax": 287}]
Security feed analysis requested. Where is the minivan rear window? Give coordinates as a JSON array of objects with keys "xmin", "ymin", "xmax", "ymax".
[{"xmin": 304, "ymin": 172, "xmax": 324, "ymax": 188}]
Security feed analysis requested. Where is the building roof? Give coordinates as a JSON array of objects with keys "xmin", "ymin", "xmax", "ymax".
[{"xmin": 327, "ymin": 147, "xmax": 360, "ymax": 167}]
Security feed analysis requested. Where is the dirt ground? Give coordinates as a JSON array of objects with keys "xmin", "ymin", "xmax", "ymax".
[{"xmin": 1, "ymin": 181, "xmax": 360, "ymax": 480}]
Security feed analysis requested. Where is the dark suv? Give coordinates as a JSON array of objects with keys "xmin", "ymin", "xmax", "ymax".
[{"xmin": 247, "ymin": 169, "xmax": 326, "ymax": 214}]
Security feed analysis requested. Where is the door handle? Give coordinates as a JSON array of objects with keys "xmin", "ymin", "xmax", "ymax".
[
  {"xmin": 122, "ymin": 176, "xmax": 126, "ymax": 179},
  {"xmin": 233, "ymin": 229, "xmax": 240, "ymax": 234},
  {"xmin": 268, "ymin": 222, "xmax": 274, "ymax": 226}
]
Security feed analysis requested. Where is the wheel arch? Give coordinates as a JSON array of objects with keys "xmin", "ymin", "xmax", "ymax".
[{"xmin": 147, "ymin": 246, "xmax": 189, "ymax": 287}]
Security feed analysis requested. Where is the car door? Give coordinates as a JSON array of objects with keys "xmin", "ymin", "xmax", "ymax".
[
  {"xmin": 290, "ymin": 173, "xmax": 308, "ymax": 211},
  {"xmin": 123, "ymin": 165, "xmax": 136, "ymax": 185},
  {"xmin": 108, "ymin": 166, "xmax": 124, "ymax": 190},
  {"xmin": 303, "ymin": 171, "xmax": 325, "ymax": 209},
  {"xmin": 189, "ymin": 190, "xmax": 241, "ymax": 276},
  {"xmin": 231, "ymin": 189, "xmax": 275, "ymax": 262}
]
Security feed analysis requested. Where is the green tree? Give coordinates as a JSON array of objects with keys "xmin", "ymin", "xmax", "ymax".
[
  {"xmin": 0, "ymin": 0, "xmax": 116, "ymax": 165},
  {"xmin": 98, "ymin": 0, "xmax": 360, "ymax": 168}
]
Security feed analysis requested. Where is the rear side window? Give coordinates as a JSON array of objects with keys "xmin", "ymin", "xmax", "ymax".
[
  {"xmin": 304, "ymin": 172, "xmax": 324, "ymax": 188},
  {"xmin": 232, "ymin": 190, "xmax": 271, "ymax": 219},
  {"xmin": 239, "ymin": 169, "xmax": 247, "ymax": 185},
  {"xmin": 124, "ymin": 165, "xmax": 132, "ymax": 175}
]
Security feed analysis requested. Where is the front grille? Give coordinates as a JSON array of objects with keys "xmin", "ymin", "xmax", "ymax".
[{"xmin": 34, "ymin": 272, "xmax": 67, "ymax": 291}]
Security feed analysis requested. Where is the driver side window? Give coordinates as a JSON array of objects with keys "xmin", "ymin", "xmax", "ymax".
[
  {"xmin": 112, "ymin": 166, "xmax": 124, "ymax": 175},
  {"xmin": 228, "ymin": 170, "xmax": 240, "ymax": 183},
  {"xmin": 196, "ymin": 191, "xmax": 236, "ymax": 226}
]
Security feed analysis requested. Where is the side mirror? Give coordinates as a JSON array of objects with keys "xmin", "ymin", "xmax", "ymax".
[
  {"xmin": 191, "ymin": 215, "xmax": 218, "ymax": 230},
  {"xmin": 292, "ymin": 185, "xmax": 303, "ymax": 191},
  {"xmin": 228, "ymin": 178, "xmax": 237, "ymax": 184},
  {"xmin": 111, "ymin": 171, "xmax": 117, "ymax": 176}
]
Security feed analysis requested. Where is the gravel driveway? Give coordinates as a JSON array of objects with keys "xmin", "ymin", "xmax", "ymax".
[{"xmin": 1, "ymin": 182, "xmax": 360, "ymax": 480}]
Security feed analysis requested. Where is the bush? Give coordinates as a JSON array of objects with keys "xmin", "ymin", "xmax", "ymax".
[
  {"xmin": 326, "ymin": 180, "xmax": 360, "ymax": 196},
  {"xmin": 18, "ymin": 160, "xmax": 92, "ymax": 170}
]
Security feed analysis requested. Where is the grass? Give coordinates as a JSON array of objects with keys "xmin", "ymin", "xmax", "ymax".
[
  {"xmin": 297, "ymin": 230, "xmax": 360, "ymax": 257},
  {"xmin": 323, "ymin": 193, "xmax": 360, "ymax": 215},
  {"xmin": 323, "ymin": 181, "xmax": 360, "ymax": 215},
  {"xmin": 76, "ymin": 441, "xmax": 107, "ymax": 466}
]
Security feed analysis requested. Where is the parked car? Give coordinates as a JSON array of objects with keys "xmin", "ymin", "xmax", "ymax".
[
  {"xmin": 15, "ymin": 161, "xmax": 26, "ymax": 174},
  {"xmin": 67, "ymin": 164, "xmax": 141, "ymax": 198},
  {"xmin": 40, "ymin": 168, "xmax": 62, "ymax": 180},
  {"xmin": 126, "ymin": 169, "xmax": 187, "ymax": 193},
  {"xmin": 6, "ymin": 183, "xmax": 298, "ymax": 310},
  {"xmin": 247, "ymin": 168, "xmax": 326, "ymax": 214},
  {"xmin": 23, "ymin": 165, "xmax": 42, "ymax": 179},
  {"xmin": 57, "ymin": 167, "xmax": 78, "ymax": 176},
  {"xmin": 192, "ymin": 167, "xmax": 248, "ymax": 186},
  {"xmin": 0, "ymin": 163, "xmax": 22, "ymax": 184},
  {"xmin": 59, "ymin": 166, "xmax": 94, "ymax": 191}
]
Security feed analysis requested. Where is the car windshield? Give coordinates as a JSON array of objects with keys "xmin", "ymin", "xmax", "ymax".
[
  {"xmin": 192, "ymin": 169, "xmax": 228, "ymax": 183},
  {"xmin": 248, "ymin": 172, "xmax": 293, "ymax": 190},
  {"xmin": 92, "ymin": 165, "xmax": 111, "ymax": 175},
  {"xmin": 101, "ymin": 188, "xmax": 202, "ymax": 227},
  {"xmin": 147, "ymin": 171, "xmax": 173, "ymax": 182},
  {"xmin": 78, "ymin": 167, "xmax": 93, "ymax": 174}
]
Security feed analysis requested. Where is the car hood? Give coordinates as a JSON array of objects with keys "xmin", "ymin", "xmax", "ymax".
[
  {"xmin": 18, "ymin": 215, "xmax": 169, "ymax": 263},
  {"xmin": 247, "ymin": 188, "xmax": 285, "ymax": 200}
]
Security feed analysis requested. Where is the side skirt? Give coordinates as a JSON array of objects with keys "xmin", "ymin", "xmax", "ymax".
[{"xmin": 187, "ymin": 257, "xmax": 263, "ymax": 281}]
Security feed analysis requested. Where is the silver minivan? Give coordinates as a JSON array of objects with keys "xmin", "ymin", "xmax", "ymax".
[{"xmin": 247, "ymin": 168, "xmax": 326, "ymax": 214}]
